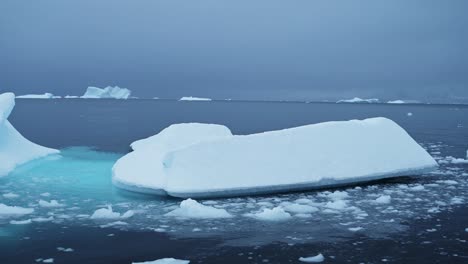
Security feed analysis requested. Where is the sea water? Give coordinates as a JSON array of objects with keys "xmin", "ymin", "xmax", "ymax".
[{"xmin": 1, "ymin": 99, "xmax": 467, "ymax": 263}]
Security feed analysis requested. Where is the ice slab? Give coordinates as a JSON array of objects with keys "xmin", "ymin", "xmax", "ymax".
[
  {"xmin": 81, "ymin": 86, "xmax": 131, "ymax": 99},
  {"xmin": 163, "ymin": 118, "xmax": 438, "ymax": 198},
  {"xmin": 112, "ymin": 123, "xmax": 232, "ymax": 194},
  {"xmin": 133, "ymin": 258, "xmax": 190, "ymax": 264},
  {"xmin": 0, "ymin": 93, "xmax": 59, "ymax": 177}
]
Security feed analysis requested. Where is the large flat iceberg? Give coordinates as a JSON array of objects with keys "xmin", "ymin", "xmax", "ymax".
[
  {"xmin": 16, "ymin": 93, "xmax": 60, "ymax": 99},
  {"xmin": 0, "ymin": 93, "xmax": 59, "ymax": 177},
  {"xmin": 112, "ymin": 123, "xmax": 232, "ymax": 194},
  {"xmin": 114, "ymin": 118, "xmax": 437, "ymax": 198},
  {"xmin": 337, "ymin": 97, "xmax": 379, "ymax": 103},
  {"xmin": 81, "ymin": 86, "xmax": 131, "ymax": 99},
  {"xmin": 179, "ymin": 96, "xmax": 212, "ymax": 101}
]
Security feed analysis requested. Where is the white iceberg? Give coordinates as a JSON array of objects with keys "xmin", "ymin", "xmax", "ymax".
[
  {"xmin": 90, "ymin": 206, "xmax": 134, "ymax": 220},
  {"xmin": 133, "ymin": 258, "xmax": 190, "ymax": 264},
  {"xmin": 337, "ymin": 97, "xmax": 379, "ymax": 103},
  {"xmin": 16, "ymin": 93, "xmax": 58, "ymax": 99},
  {"xmin": 112, "ymin": 118, "xmax": 437, "ymax": 198},
  {"xmin": 387, "ymin": 100, "xmax": 405, "ymax": 104},
  {"xmin": 179, "ymin": 96, "xmax": 212, "ymax": 101},
  {"xmin": 162, "ymin": 117, "xmax": 437, "ymax": 198},
  {"xmin": 112, "ymin": 123, "xmax": 232, "ymax": 194},
  {"xmin": 0, "ymin": 203, "xmax": 34, "ymax": 216},
  {"xmin": 0, "ymin": 93, "xmax": 59, "ymax": 177},
  {"xmin": 299, "ymin": 253, "xmax": 325, "ymax": 263},
  {"xmin": 81, "ymin": 86, "xmax": 131, "ymax": 99}
]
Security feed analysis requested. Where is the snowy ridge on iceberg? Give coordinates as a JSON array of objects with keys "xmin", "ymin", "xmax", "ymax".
[
  {"xmin": 81, "ymin": 86, "xmax": 131, "ymax": 99},
  {"xmin": 163, "ymin": 118, "xmax": 438, "ymax": 198},
  {"xmin": 112, "ymin": 123, "xmax": 232, "ymax": 194},
  {"xmin": 0, "ymin": 93, "xmax": 59, "ymax": 177}
]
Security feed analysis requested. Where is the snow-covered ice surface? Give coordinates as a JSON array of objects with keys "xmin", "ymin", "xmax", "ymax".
[
  {"xmin": 0, "ymin": 93, "xmax": 59, "ymax": 177},
  {"xmin": 163, "ymin": 118, "xmax": 437, "ymax": 198},
  {"xmin": 81, "ymin": 86, "xmax": 131, "ymax": 99}
]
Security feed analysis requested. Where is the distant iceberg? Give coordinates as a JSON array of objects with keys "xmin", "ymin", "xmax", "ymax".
[
  {"xmin": 81, "ymin": 86, "xmax": 131, "ymax": 99},
  {"xmin": 179, "ymin": 96, "xmax": 212, "ymax": 101},
  {"xmin": 337, "ymin": 97, "xmax": 379, "ymax": 103},
  {"xmin": 113, "ymin": 118, "xmax": 437, "ymax": 198},
  {"xmin": 16, "ymin": 93, "xmax": 60, "ymax": 99},
  {"xmin": 112, "ymin": 123, "xmax": 232, "ymax": 194},
  {"xmin": 0, "ymin": 93, "xmax": 59, "ymax": 177},
  {"xmin": 387, "ymin": 100, "xmax": 421, "ymax": 104}
]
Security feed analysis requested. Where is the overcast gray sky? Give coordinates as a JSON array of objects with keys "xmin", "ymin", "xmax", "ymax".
[{"xmin": 1, "ymin": 0, "xmax": 467, "ymax": 102}]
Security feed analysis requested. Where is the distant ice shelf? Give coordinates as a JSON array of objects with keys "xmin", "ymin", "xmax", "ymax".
[
  {"xmin": 336, "ymin": 97, "xmax": 380, "ymax": 103},
  {"xmin": 16, "ymin": 93, "xmax": 60, "ymax": 99},
  {"xmin": 113, "ymin": 117, "xmax": 438, "ymax": 198},
  {"xmin": 0, "ymin": 93, "xmax": 59, "ymax": 177},
  {"xmin": 81, "ymin": 86, "xmax": 131, "ymax": 99},
  {"xmin": 179, "ymin": 96, "xmax": 212, "ymax": 101}
]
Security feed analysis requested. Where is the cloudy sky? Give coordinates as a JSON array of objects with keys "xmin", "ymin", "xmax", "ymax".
[{"xmin": 1, "ymin": 0, "xmax": 467, "ymax": 102}]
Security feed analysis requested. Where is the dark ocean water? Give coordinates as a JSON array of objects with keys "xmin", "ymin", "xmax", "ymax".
[{"xmin": 1, "ymin": 99, "xmax": 468, "ymax": 263}]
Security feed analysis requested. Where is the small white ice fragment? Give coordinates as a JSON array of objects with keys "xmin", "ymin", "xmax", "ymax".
[
  {"xmin": 299, "ymin": 253, "xmax": 325, "ymax": 263},
  {"xmin": 374, "ymin": 195, "xmax": 391, "ymax": 204},
  {"xmin": 2, "ymin": 192, "xmax": 19, "ymax": 198},
  {"xmin": 0, "ymin": 204, "xmax": 34, "ymax": 216},
  {"xmin": 90, "ymin": 206, "xmax": 134, "ymax": 220},
  {"xmin": 10, "ymin": 219, "xmax": 32, "ymax": 225},
  {"xmin": 132, "ymin": 258, "xmax": 190, "ymax": 264},
  {"xmin": 348, "ymin": 227, "xmax": 364, "ymax": 232},
  {"xmin": 247, "ymin": 207, "xmax": 291, "ymax": 221},
  {"xmin": 165, "ymin": 199, "xmax": 231, "ymax": 219},
  {"xmin": 38, "ymin": 200, "xmax": 64, "ymax": 208}
]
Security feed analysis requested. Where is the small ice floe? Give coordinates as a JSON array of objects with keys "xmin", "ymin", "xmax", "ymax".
[
  {"xmin": 10, "ymin": 219, "xmax": 32, "ymax": 225},
  {"xmin": 325, "ymin": 200, "xmax": 348, "ymax": 211},
  {"xmin": 32, "ymin": 216, "xmax": 54, "ymax": 222},
  {"xmin": 435, "ymin": 180, "xmax": 458, "ymax": 185},
  {"xmin": 450, "ymin": 197, "xmax": 464, "ymax": 205},
  {"xmin": 37, "ymin": 258, "xmax": 54, "ymax": 263},
  {"xmin": 0, "ymin": 204, "xmax": 34, "ymax": 216},
  {"xmin": 322, "ymin": 191, "xmax": 349, "ymax": 200},
  {"xmin": 165, "ymin": 199, "xmax": 232, "ymax": 219},
  {"xmin": 57, "ymin": 247, "xmax": 74, "ymax": 252},
  {"xmin": 407, "ymin": 112, "xmax": 413, "ymax": 116},
  {"xmin": 409, "ymin": 185, "xmax": 425, "ymax": 191},
  {"xmin": 179, "ymin": 96, "xmax": 212, "ymax": 101},
  {"xmin": 374, "ymin": 195, "xmax": 392, "ymax": 204},
  {"xmin": 38, "ymin": 200, "xmax": 64, "ymax": 208},
  {"xmin": 132, "ymin": 258, "xmax": 190, "ymax": 264},
  {"xmin": 348, "ymin": 227, "xmax": 364, "ymax": 232},
  {"xmin": 40, "ymin": 193, "xmax": 51, "ymax": 197},
  {"xmin": 299, "ymin": 253, "xmax": 325, "ymax": 263},
  {"xmin": 100, "ymin": 221, "xmax": 128, "ymax": 228},
  {"xmin": 2, "ymin": 192, "xmax": 19, "ymax": 198},
  {"xmin": 426, "ymin": 228, "xmax": 437, "ymax": 232},
  {"xmin": 280, "ymin": 202, "xmax": 319, "ymax": 214},
  {"xmin": 90, "ymin": 206, "xmax": 134, "ymax": 220},
  {"xmin": 465, "ymin": 228, "xmax": 468, "ymax": 232},
  {"xmin": 246, "ymin": 207, "xmax": 291, "ymax": 221}
]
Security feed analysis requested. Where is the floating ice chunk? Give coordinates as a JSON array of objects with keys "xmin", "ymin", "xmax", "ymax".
[
  {"xmin": 10, "ymin": 219, "xmax": 32, "ymax": 225},
  {"xmin": 179, "ymin": 96, "xmax": 212, "ymax": 101},
  {"xmin": 112, "ymin": 123, "xmax": 232, "ymax": 194},
  {"xmin": 57, "ymin": 247, "xmax": 74, "ymax": 252},
  {"xmin": 32, "ymin": 216, "xmax": 54, "ymax": 222},
  {"xmin": 324, "ymin": 191, "xmax": 349, "ymax": 200},
  {"xmin": 100, "ymin": 221, "xmax": 128, "ymax": 228},
  {"xmin": 299, "ymin": 253, "xmax": 325, "ymax": 263},
  {"xmin": 64, "ymin": 95, "xmax": 79, "ymax": 99},
  {"xmin": 435, "ymin": 180, "xmax": 458, "ymax": 185},
  {"xmin": 0, "ymin": 93, "xmax": 59, "ymax": 177},
  {"xmin": 337, "ymin": 97, "xmax": 379, "ymax": 103},
  {"xmin": 0, "ymin": 204, "xmax": 34, "ymax": 216},
  {"xmin": 348, "ymin": 227, "xmax": 364, "ymax": 232},
  {"xmin": 38, "ymin": 200, "xmax": 64, "ymax": 208},
  {"xmin": 90, "ymin": 206, "xmax": 134, "ymax": 220},
  {"xmin": 409, "ymin": 185, "xmax": 425, "ymax": 191},
  {"xmin": 374, "ymin": 195, "xmax": 392, "ymax": 204},
  {"xmin": 165, "ymin": 199, "xmax": 232, "ymax": 219},
  {"xmin": 163, "ymin": 118, "xmax": 438, "ymax": 198},
  {"xmin": 407, "ymin": 112, "xmax": 413, "ymax": 117},
  {"xmin": 247, "ymin": 207, "xmax": 291, "ymax": 221},
  {"xmin": 325, "ymin": 200, "xmax": 348, "ymax": 210},
  {"xmin": 42, "ymin": 259, "xmax": 54, "ymax": 263},
  {"xmin": 40, "ymin": 192, "xmax": 51, "ymax": 197},
  {"xmin": 2, "ymin": 192, "xmax": 19, "ymax": 198},
  {"xmin": 81, "ymin": 86, "xmax": 131, "ymax": 99},
  {"xmin": 132, "ymin": 258, "xmax": 190, "ymax": 264},
  {"xmin": 281, "ymin": 203, "xmax": 319, "ymax": 214},
  {"xmin": 16, "ymin": 93, "xmax": 55, "ymax": 99}
]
